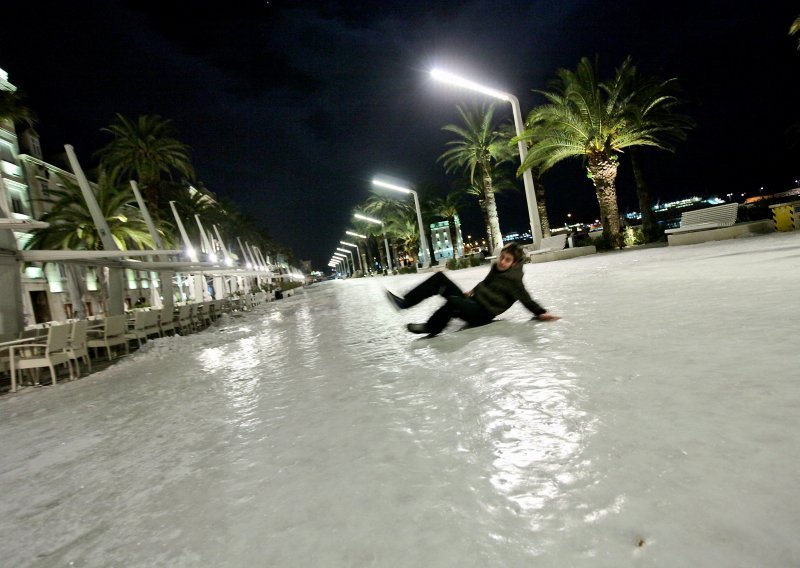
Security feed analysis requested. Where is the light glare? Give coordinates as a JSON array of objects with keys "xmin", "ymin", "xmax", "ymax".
[
  {"xmin": 430, "ymin": 68, "xmax": 511, "ymax": 101},
  {"xmin": 354, "ymin": 213, "xmax": 382, "ymax": 224},
  {"xmin": 372, "ymin": 179, "xmax": 412, "ymax": 194}
]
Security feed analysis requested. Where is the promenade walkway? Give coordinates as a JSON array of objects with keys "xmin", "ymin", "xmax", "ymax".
[{"xmin": 1, "ymin": 232, "xmax": 798, "ymax": 567}]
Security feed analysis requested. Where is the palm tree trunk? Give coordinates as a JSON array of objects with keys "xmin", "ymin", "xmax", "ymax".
[
  {"xmin": 476, "ymin": 197, "xmax": 491, "ymax": 251},
  {"xmin": 65, "ymin": 264, "xmax": 88, "ymax": 320},
  {"xmin": 533, "ymin": 172, "xmax": 551, "ymax": 237},
  {"xmin": 587, "ymin": 155, "xmax": 621, "ymax": 245},
  {"xmin": 376, "ymin": 237, "xmax": 387, "ymax": 271},
  {"xmin": 483, "ymin": 191, "xmax": 503, "ymax": 254},
  {"xmin": 449, "ymin": 216, "xmax": 460, "ymax": 259},
  {"xmin": 482, "ymin": 171, "xmax": 503, "ymax": 253},
  {"xmin": 630, "ymin": 150, "xmax": 659, "ymax": 242}
]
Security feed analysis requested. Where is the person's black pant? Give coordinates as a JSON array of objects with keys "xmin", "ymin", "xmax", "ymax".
[{"xmin": 404, "ymin": 272, "xmax": 493, "ymax": 334}]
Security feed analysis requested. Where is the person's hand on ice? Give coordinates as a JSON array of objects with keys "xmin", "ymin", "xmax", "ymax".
[{"xmin": 534, "ymin": 312, "xmax": 560, "ymax": 321}]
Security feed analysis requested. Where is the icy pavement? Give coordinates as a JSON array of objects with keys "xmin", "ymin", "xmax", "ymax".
[{"xmin": 1, "ymin": 232, "xmax": 799, "ymax": 567}]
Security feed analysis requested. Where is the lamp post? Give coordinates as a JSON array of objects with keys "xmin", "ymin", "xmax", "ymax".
[
  {"xmin": 339, "ymin": 240, "xmax": 364, "ymax": 274},
  {"xmin": 354, "ymin": 213, "xmax": 393, "ymax": 272},
  {"xmin": 372, "ymin": 179, "xmax": 429, "ymax": 268},
  {"xmin": 346, "ymin": 230, "xmax": 370, "ymax": 274},
  {"xmin": 430, "ymin": 68, "xmax": 543, "ymax": 250},
  {"xmin": 332, "ymin": 253, "xmax": 349, "ymax": 277},
  {"xmin": 331, "ymin": 257, "xmax": 344, "ymax": 277},
  {"xmin": 336, "ymin": 247, "xmax": 356, "ymax": 274}
]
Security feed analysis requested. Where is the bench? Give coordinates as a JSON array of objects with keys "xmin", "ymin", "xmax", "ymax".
[
  {"xmin": 664, "ymin": 203, "xmax": 739, "ymax": 234},
  {"xmin": 529, "ymin": 234, "xmax": 568, "ymax": 255}
]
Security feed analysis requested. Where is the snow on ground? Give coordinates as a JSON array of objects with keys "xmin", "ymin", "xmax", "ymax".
[{"xmin": 1, "ymin": 232, "xmax": 799, "ymax": 567}]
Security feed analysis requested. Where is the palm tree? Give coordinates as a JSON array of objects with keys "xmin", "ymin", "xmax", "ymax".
[
  {"xmin": 384, "ymin": 212, "xmax": 420, "ymax": 266},
  {"xmin": 96, "ymin": 114, "xmax": 195, "ymax": 209},
  {"xmin": 28, "ymin": 173, "xmax": 158, "ymax": 251},
  {"xmin": 440, "ymin": 104, "xmax": 515, "ymax": 253},
  {"xmin": 0, "ymin": 88, "xmax": 36, "ymax": 126},
  {"xmin": 26, "ymin": 172, "xmax": 161, "ymax": 317},
  {"xmin": 510, "ymin": 121, "xmax": 552, "ymax": 238},
  {"xmin": 516, "ymin": 56, "xmax": 682, "ymax": 245},
  {"xmin": 791, "ymin": 15, "xmax": 800, "ymax": 48},
  {"xmin": 623, "ymin": 67, "xmax": 694, "ymax": 241}
]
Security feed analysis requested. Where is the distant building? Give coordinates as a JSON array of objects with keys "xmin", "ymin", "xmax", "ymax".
[{"xmin": 430, "ymin": 216, "xmax": 464, "ymax": 262}]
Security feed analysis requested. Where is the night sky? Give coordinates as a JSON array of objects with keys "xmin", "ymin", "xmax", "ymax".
[{"xmin": 2, "ymin": 1, "xmax": 798, "ymax": 270}]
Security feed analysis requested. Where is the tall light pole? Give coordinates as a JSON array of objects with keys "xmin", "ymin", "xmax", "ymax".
[
  {"xmin": 339, "ymin": 240, "xmax": 364, "ymax": 274},
  {"xmin": 354, "ymin": 213, "xmax": 393, "ymax": 272},
  {"xmin": 332, "ymin": 253, "xmax": 349, "ymax": 277},
  {"xmin": 430, "ymin": 68, "xmax": 543, "ymax": 250},
  {"xmin": 336, "ymin": 247, "xmax": 356, "ymax": 274},
  {"xmin": 346, "ymin": 230, "xmax": 370, "ymax": 274},
  {"xmin": 372, "ymin": 179, "xmax": 430, "ymax": 268}
]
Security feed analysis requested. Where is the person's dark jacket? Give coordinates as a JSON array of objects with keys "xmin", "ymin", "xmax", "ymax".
[{"xmin": 472, "ymin": 261, "xmax": 546, "ymax": 317}]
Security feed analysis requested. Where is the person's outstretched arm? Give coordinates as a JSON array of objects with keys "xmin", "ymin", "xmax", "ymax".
[{"xmin": 514, "ymin": 284, "xmax": 560, "ymax": 321}]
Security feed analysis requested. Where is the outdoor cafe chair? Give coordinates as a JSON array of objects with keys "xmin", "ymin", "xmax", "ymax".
[
  {"xmin": 142, "ymin": 310, "xmax": 161, "ymax": 341},
  {"xmin": 158, "ymin": 306, "xmax": 176, "ymax": 337},
  {"xmin": 124, "ymin": 310, "xmax": 149, "ymax": 348},
  {"xmin": 5, "ymin": 323, "xmax": 73, "ymax": 393},
  {"xmin": 177, "ymin": 305, "xmax": 193, "ymax": 335},
  {"xmin": 87, "ymin": 314, "xmax": 129, "ymax": 361},
  {"xmin": 66, "ymin": 319, "xmax": 92, "ymax": 377}
]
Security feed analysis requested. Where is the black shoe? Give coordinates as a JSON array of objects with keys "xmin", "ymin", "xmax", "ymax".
[
  {"xmin": 406, "ymin": 323, "xmax": 430, "ymax": 334},
  {"xmin": 386, "ymin": 289, "xmax": 408, "ymax": 310}
]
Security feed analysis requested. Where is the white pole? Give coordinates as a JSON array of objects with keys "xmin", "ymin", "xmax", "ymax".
[
  {"xmin": 195, "ymin": 215, "xmax": 215, "ymax": 260},
  {"xmin": 429, "ymin": 70, "xmax": 543, "ymax": 249},
  {"xmin": 65, "ymin": 145, "xmax": 125, "ymax": 316},
  {"xmin": 410, "ymin": 189, "xmax": 430, "ymax": 268},
  {"xmin": 381, "ymin": 222, "xmax": 392, "ymax": 271},
  {"xmin": 507, "ymin": 94, "xmax": 543, "ymax": 250},
  {"xmin": 212, "ymin": 225, "xmax": 232, "ymax": 265},
  {"xmin": 65, "ymin": 145, "xmax": 118, "ymax": 252},
  {"xmin": 169, "ymin": 201, "xmax": 198, "ymax": 262},
  {"xmin": 130, "ymin": 180, "xmax": 168, "ymax": 309}
]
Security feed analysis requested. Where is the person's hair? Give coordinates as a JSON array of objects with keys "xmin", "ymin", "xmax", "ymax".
[{"xmin": 501, "ymin": 242, "xmax": 525, "ymax": 263}]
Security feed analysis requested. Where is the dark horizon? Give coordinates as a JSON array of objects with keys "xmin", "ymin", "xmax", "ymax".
[{"xmin": 2, "ymin": 1, "xmax": 798, "ymax": 270}]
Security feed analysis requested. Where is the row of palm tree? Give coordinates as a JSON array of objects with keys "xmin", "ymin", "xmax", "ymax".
[
  {"xmin": 0, "ymin": 92, "xmax": 288, "ymax": 265},
  {"xmin": 349, "ymin": 55, "xmax": 694, "ymax": 265},
  {"xmin": 516, "ymin": 56, "xmax": 694, "ymax": 245},
  {"xmin": 436, "ymin": 57, "xmax": 694, "ymax": 250}
]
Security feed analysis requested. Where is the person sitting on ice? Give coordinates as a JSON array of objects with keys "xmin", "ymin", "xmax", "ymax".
[{"xmin": 386, "ymin": 242, "xmax": 560, "ymax": 336}]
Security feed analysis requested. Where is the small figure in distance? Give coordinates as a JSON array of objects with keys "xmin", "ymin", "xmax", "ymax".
[{"xmin": 386, "ymin": 242, "xmax": 560, "ymax": 337}]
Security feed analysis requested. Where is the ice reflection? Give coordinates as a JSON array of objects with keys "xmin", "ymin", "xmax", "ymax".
[
  {"xmin": 200, "ymin": 336, "xmax": 264, "ymax": 435},
  {"xmin": 478, "ymin": 358, "xmax": 589, "ymax": 517}
]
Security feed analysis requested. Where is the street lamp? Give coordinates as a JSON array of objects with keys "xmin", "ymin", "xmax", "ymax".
[
  {"xmin": 336, "ymin": 247, "xmax": 356, "ymax": 274},
  {"xmin": 354, "ymin": 212, "xmax": 393, "ymax": 272},
  {"xmin": 372, "ymin": 178, "xmax": 430, "ymax": 268},
  {"xmin": 332, "ymin": 253, "xmax": 349, "ymax": 276},
  {"xmin": 339, "ymin": 240, "xmax": 364, "ymax": 273},
  {"xmin": 430, "ymin": 68, "xmax": 543, "ymax": 250},
  {"xmin": 345, "ymin": 230, "xmax": 370, "ymax": 274}
]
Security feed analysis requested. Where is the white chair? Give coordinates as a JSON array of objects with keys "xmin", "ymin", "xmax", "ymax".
[
  {"xmin": 142, "ymin": 310, "xmax": 161, "ymax": 341},
  {"xmin": 66, "ymin": 319, "xmax": 92, "ymax": 377},
  {"xmin": 158, "ymin": 306, "xmax": 176, "ymax": 337},
  {"xmin": 87, "ymin": 315, "xmax": 129, "ymax": 361},
  {"xmin": 177, "ymin": 305, "xmax": 193, "ymax": 335},
  {"xmin": 189, "ymin": 303, "xmax": 202, "ymax": 331},
  {"xmin": 7, "ymin": 323, "xmax": 74, "ymax": 393},
  {"xmin": 124, "ymin": 311, "xmax": 149, "ymax": 348}
]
